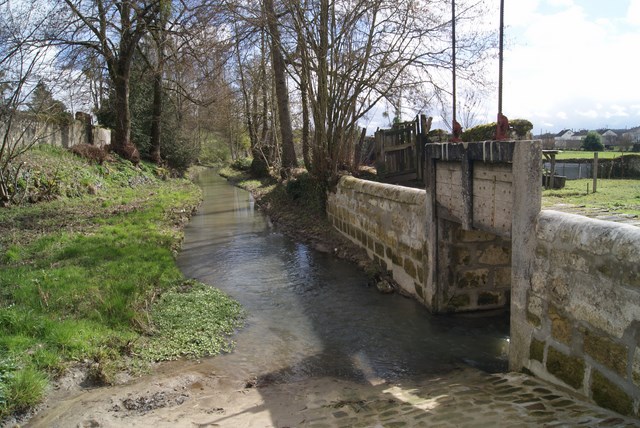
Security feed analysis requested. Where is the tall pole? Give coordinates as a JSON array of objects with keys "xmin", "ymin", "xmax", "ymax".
[
  {"xmin": 498, "ymin": 0, "xmax": 504, "ymax": 115},
  {"xmin": 495, "ymin": 0, "xmax": 509, "ymax": 140},
  {"xmin": 451, "ymin": 0, "xmax": 461, "ymax": 141},
  {"xmin": 452, "ymin": 0, "xmax": 456, "ymax": 124}
]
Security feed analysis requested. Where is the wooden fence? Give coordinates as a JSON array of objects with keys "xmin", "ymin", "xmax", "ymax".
[{"xmin": 374, "ymin": 115, "xmax": 431, "ymax": 185}]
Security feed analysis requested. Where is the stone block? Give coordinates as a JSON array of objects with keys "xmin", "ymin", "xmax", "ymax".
[
  {"xmin": 457, "ymin": 269, "xmax": 489, "ymax": 288},
  {"xmin": 535, "ymin": 243, "xmax": 548, "ymax": 258},
  {"xmin": 622, "ymin": 265, "xmax": 640, "ymax": 288},
  {"xmin": 583, "ymin": 330, "xmax": 628, "ymax": 376},
  {"xmin": 456, "ymin": 229, "xmax": 496, "ymax": 243},
  {"xmin": 633, "ymin": 347, "xmax": 640, "ymax": 387},
  {"xmin": 478, "ymin": 291, "xmax": 501, "ymax": 306},
  {"xmin": 530, "ymin": 338, "xmax": 545, "ymax": 362},
  {"xmin": 478, "ymin": 245, "xmax": 510, "ymax": 265},
  {"xmin": 453, "ymin": 247, "xmax": 471, "ymax": 265},
  {"xmin": 549, "ymin": 276, "xmax": 570, "ymax": 304},
  {"xmin": 546, "ymin": 347, "xmax": 584, "ymax": 389},
  {"xmin": 527, "ymin": 311, "xmax": 541, "ymax": 327},
  {"xmin": 494, "ymin": 267, "xmax": 511, "ymax": 288},
  {"xmin": 527, "ymin": 293, "xmax": 543, "ymax": 318},
  {"xmin": 417, "ymin": 264, "xmax": 424, "ymax": 284},
  {"xmin": 404, "ymin": 258, "xmax": 417, "ymax": 280},
  {"xmin": 591, "ymin": 370, "xmax": 634, "ymax": 416},
  {"xmin": 447, "ymin": 294, "xmax": 471, "ymax": 310},
  {"xmin": 548, "ymin": 306, "xmax": 572, "ymax": 346}
]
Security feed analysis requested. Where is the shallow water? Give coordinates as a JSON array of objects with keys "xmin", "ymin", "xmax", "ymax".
[{"xmin": 177, "ymin": 170, "xmax": 509, "ymax": 385}]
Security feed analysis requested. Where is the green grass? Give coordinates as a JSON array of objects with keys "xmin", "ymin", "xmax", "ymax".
[
  {"xmin": 0, "ymin": 146, "xmax": 244, "ymax": 419},
  {"xmin": 542, "ymin": 179, "xmax": 640, "ymax": 216},
  {"xmin": 553, "ymin": 151, "xmax": 628, "ymax": 160}
]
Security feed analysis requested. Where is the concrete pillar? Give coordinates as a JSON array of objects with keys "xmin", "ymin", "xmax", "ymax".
[{"xmin": 509, "ymin": 140, "xmax": 542, "ymax": 370}]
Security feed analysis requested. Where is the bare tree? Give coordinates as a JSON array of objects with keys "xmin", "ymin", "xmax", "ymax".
[
  {"xmin": 48, "ymin": 0, "xmax": 162, "ymax": 161},
  {"xmin": 283, "ymin": 0, "xmax": 493, "ymax": 178},
  {"xmin": 0, "ymin": 1, "xmax": 58, "ymax": 205}
]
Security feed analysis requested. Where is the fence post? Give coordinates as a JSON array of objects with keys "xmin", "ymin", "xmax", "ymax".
[{"xmin": 593, "ymin": 152, "xmax": 598, "ymax": 193}]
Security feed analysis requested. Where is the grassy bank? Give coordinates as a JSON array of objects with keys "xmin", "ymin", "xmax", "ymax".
[
  {"xmin": 542, "ymin": 179, "xmax": 640, "ymax": 217},
  {"xmin": 0, "ymin": 146, "xmax": 243, "ymax": 420}
]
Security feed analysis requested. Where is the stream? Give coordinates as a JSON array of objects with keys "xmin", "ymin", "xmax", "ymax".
[{"xmin": 176, "ymin": 170, "xmax": 510, "ymax": 385}]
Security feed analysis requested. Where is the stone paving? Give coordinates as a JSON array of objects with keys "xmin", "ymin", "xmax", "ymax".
[{"xmin": 273, "ymin": 368, "xmax": 640, "ymax": 428}]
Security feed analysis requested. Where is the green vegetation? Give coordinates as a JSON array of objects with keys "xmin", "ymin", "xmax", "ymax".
[
  {"xmin": 0, "ymin": 145, "xmax": 244, "ymax": 419},
  {"xmin": 460, "ymin": 118, "xmax": 533, "ymax": 142},
  {"xmin": 582, "ymin": 131, "xmax": 604, "ymax": 152},
  {"xmin": 219, "ymin": 160, "xmax": 332, "ymax": 242},
  {"xmin": 542, "ymin": 179, "xmax": 640, "ymax": 216},
  {"xmin": 554, "ymin": 151, "xmax": 622, "ymax": 160}
]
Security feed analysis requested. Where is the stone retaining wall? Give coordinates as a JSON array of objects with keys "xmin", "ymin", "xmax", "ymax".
[
  {"xmin": 438, "ymin": 219, "xmax": 511, "ymax": 311},
  {"xmin": 326, "ymin": 175, "xmax": 513, "ymax": 313},
  {"xmin": 514, "ymin": 210, "xmax": 640, "ymax": 417},
  {"xmin": 326, "ymin": 176, "xmax": 429, "ymax": 304}
]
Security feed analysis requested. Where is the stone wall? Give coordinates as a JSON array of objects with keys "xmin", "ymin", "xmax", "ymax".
[
  {"xmin": 2, "ymin": 115, "xmax": 110, "ymax": 149},
  {"xmin": 438, "ymin": 220, "xmax": 511, "ymax": 311},
  {"xmin": 326, "ymin": 173, "xmax": 513, "ymax": 313},
  {"xmin": 513, "ymin": 210, "xmax": 640, "ymax": 417},
  {"xmin": 326, "ymin": 176, "xmax": 429, "ymax": 304}
]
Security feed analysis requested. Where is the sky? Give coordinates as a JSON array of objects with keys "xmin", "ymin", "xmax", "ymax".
[{"xmin": 502, "ymin": 0, "xmax": 640, "ymax": 134}]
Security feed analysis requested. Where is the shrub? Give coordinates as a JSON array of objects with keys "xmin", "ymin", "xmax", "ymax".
[
  {"xmin": 69, "ymin": 144, "xmax": 108, "ymax": 164},
  {"xmin": 462, "ymin": 123, "xmax": 496, "ymax": 142},
  {"xmin": 582, "ymin": 132, "xmax": 604, "ymax": 151}
]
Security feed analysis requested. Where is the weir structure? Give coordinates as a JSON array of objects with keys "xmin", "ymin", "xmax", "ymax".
[{"xmin": 327, "ymin": 139, "xmax": 640, "ymax": 417}]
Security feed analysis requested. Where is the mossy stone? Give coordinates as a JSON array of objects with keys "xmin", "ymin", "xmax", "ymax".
[
  {"xmin": 546, "ymin": 347, "xmax": 584, "ymax": 389},
  {"xmin": 591, "ymin": 370, "xmax": 634, "ymax": 416}
]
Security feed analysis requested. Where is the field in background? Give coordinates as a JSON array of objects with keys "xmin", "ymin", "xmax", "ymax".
[
  {"xmin": 554, "ymin": 151, "xmax": 627, "ymax": 160},
  {"xmin": 542, "ymin": 178, "xmax": 640, "ymax": 217}
]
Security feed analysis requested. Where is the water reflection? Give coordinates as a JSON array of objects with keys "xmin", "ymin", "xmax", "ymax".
[{"xmin": 177, "ymin": 170, "xmax": 509, "ymax": 384}]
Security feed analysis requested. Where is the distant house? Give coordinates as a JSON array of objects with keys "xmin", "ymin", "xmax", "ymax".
[
  {"xmin": 623, "ymin": 127, "xmax": 640, "ymax": 145},
  {"xmin": 597, "ymin": 129, "xmax": 620, "ymax": 149},
  {"xmin": 555, "ymin": 129, "xmax": 574, "ymax": 140},
  {"xmin": 536, "ymin": 132, "xmax": 556, "ymax": 150},
  {"xmin": 554, "ymin": 129, "xmax": 587, "ymax": 150}
]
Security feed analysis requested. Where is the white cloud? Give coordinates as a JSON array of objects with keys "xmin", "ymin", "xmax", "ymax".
[
  {"xmin": 500, "ymin": 0, "xmax": 640, "ymax": 131},
  {"xmin": 578, "ymin": 110, "xmax": 599, "ymax": 119},
  {"xmin": 628, "ymin": 0, "xmax": 640, "ymax": 25}
]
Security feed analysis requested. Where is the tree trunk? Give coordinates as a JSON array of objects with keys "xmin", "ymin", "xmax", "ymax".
[
  {"xmin": 112, "ymin": 68, "xmax": 140, "ymax": 163},
  {"xmin": 113, "ymin": 71, "xmax": 131, "ymax": 152},
  {"xmin": 264, "ymin": 0, "xmax": 297, "ymax": 171},
  {"xmin": 150, "ymin": 65, "xmax": 163, "ymax": 164}
]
